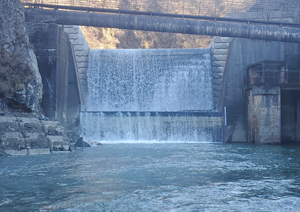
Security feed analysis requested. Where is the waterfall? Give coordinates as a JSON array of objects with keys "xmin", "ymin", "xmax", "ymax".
[
  {"xmin": 80, "ymin": 111, "xmax": 222, "ymax": 143},
  {"xmin": 81, "ymin": 48, "xmax": 221, "ymax": 143},
  {"xmin": 86, "ymin": 48, "xmax": 213, "ymax": 111}
]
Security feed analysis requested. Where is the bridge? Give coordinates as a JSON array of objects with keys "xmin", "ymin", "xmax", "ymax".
[{"xmin": 22, "ymin": 0, "xmax": 300, "ymax": 43}]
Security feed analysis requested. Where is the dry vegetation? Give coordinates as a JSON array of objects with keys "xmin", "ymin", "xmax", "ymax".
[{"xmin": 37, "ymin": 0, "xmax": 258, "ymax": 49}]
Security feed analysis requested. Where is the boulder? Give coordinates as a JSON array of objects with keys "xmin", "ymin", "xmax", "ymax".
[{"xmin": 75, "ymin": 137, "xmax": 91, "ymax": 147}]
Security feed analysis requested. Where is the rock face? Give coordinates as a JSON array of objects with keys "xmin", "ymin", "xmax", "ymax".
[
  {"xmin": 0, "ymin": 0, "xmax": 70, "ymax": 155},
  {"xmin": 0, "ymin": 0, "xmax": 42, "ymax": 112}
]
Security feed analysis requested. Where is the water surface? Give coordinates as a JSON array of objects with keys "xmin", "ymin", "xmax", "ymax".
[{"xmin": 1, "ymin": 143, "xmax": 300, "ymax": 211}]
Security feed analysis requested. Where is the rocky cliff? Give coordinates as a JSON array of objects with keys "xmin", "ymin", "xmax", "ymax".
[{"xmin": 0, "ymin": 0, "xmax": 42, "ymax": 112}]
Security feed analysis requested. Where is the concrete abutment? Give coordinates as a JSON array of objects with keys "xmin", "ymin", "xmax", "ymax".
[
  {"xmin": 27, "ymin": 23, "xmax": 88, "ymax": 144},
  {"xmin": 217, "ymin": 37, "xmax": 300, "ymax": 144}
]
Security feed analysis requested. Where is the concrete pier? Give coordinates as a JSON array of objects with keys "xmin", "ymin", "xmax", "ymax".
[
  {"xmin": 245, "ymin": 61, "xmax": 300, "ymax": 144},
  {"xmin": 247, "ymin": 86, "xmax": 281, "ymax": 144}
]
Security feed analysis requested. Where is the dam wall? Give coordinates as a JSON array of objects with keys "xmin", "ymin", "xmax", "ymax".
[
  {"xmin": 220, "ymin": 38, "xmax": 300, "ymax": 143},
  {"xmin": 81, "ymin": 112, "xmax": 223, "ymax": 142},
  {"xmin": 210, "ymin": 37, "xmax": 233, "ymax": 110},
  {"xmin": 62, "ymin": 25, "xmax": 90, "ymax": 108},
  {"xmin": 81, "ymin": 48, "xmax": 223, "ymax": 142},
  {"xmin": 211, "ymin": 0, "xmax": 300, "ymax": 143}
]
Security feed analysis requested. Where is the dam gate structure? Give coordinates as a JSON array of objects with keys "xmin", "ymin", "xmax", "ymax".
[{"xmin": 246, "ymin": 61, "xmax": 300, "ymax": 144}]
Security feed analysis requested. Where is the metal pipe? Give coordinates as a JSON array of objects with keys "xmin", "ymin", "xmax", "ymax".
[{"xmin": 25, "ymin": 8, "xmax": 300, "ymax": 43}]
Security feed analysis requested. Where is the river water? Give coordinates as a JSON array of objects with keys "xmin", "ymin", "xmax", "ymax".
[{"xmin": 1, "ymin": 143, "xmax": 300, "ymax": 211}]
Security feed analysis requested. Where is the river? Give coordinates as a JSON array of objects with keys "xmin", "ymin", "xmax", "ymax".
[{"xmin": 1, "ymin": 143, "xmax": 300, "ymax": 211}]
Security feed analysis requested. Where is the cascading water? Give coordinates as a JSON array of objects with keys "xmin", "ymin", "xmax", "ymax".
[
  {"xmin": 81, "ymin": 48, "xmax": 221, "ymax": 143},
  {"xmin": 87, "ymin": 49, "xmax": 213, "ymax": 111}
]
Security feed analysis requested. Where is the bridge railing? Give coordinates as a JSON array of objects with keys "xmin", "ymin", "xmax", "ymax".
[{"xmin": 21, "ymin": 0, "xmax": 261, "ymax": 18}]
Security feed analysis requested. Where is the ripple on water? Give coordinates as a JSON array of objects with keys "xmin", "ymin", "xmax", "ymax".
[{"xmin": 1, "ymin": 143, "xmax": 300, "ymax": 211}]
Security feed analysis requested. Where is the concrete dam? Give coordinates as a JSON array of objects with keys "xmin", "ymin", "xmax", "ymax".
[
  {"xmin": 29, "ymin": 24, "xmax": 300, "ymax": 145},
  {"xmin": 24, "ymin": 0, "xmax": 300, "ymax": 145}
]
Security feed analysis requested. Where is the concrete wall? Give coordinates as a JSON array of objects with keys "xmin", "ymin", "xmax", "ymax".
[
  {"xmin": 62, "ymin": 26, "xmax": 90, "ymax": 107},
  {"xmin": 210, "ymin": 37, "xmax": 233, "ymax": 110},
  {"xmin": 56, "ymin": 27, "xmax": 81, "ymax": 141},
  {"xmin": 227, "ymin": 0, "xmax": 300, "ymax": 23},
  {"xmin": 28, "ymin": 24, "xmax": 81, "ymax": 142},
  {"xmin": 56, "ymin": 27, "xmax": 70, "ymax": 127},
  {"xmin": 221, "ymin": 38, "xmax": 300, "ymax": 142},
  {"xmin": 281, "ymin": 90, "xmax": 300, "ymax": 143},
  {"xmin": 247, "ymin": 86, "xmax": 281, "ymax": 144},
  {"xmin": 81, "ymin": 112, "xmax": 223, "ymax": 142},
  {"xmin": 216, "ymin": 0, "xmax": 300, "ymax": 143}
]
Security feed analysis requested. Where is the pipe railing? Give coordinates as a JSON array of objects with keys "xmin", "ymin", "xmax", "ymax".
[
  {"xmin": 21, "ymin": 0, "xmax": 287, "ymax": 20},
  {"xmin": 248, "ymin": 70, "xmax": 300, "ymax": 85}
]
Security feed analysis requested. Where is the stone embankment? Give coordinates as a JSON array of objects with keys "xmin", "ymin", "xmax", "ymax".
[{"xmin": 0, "ymin": 114, "xmax": 70, "ymax": 156}]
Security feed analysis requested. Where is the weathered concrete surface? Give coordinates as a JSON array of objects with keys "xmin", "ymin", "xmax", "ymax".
[
  {"xmin": 0, "ymin": 0, "xmax": 43, "ymax": 113},
  {"xmin": 0, "ymin": 114, "xmax": 70, "ymax": 156},
  {"xmin": 220, "ymin": 38, "xmax": 300, "ymax": 143},
  {"xmin": 281, "ymin": 90, "xmax": 300, "ymax": 144},
  {"xmin": 26, "ymin": 24, "xmax": 81, "ymax": 143},
  {"xmin": 81, "ymin": 111, "xmax": 223, "ymax": 142},
  {"xmin": 62, "ymin": 25, "xmax": 89, "ymax": 108},
  {"xmin": 210, "ymin": 36, "xmax": 233, "ymax": 110},
  {"xmin": 247, "ymin": 86, "xmax": 281, "ymax": 144},
  {"xmin": 25, "ymin": 8, "xmax": 300, "ymax": 43},
  {"xmin": 227, "ymin": 0, "xmax": 300, "ymax": 23}
]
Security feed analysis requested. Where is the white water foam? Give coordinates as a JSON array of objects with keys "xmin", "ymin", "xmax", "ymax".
[
  {"xmin": 86, "ymin": 48, "xmax": 213, "ymax": 111},
  {"xmin": 81, "ymin": 48, "xmax": 217, "ymax": 142}
]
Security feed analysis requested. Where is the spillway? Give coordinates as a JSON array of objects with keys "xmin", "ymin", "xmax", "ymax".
[
  {"xmin": 81, "ymin": 48, "xmax": 222, "ymax": 143},
  {"xmin": 86, "ymin": 49, "xmax": 213, "ymax": 111}
]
